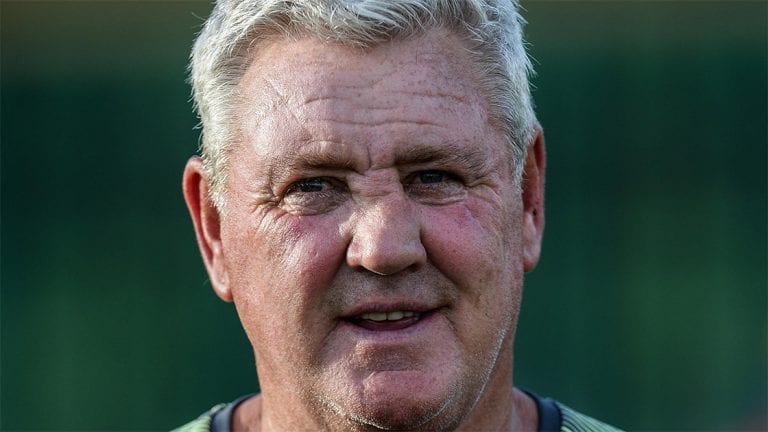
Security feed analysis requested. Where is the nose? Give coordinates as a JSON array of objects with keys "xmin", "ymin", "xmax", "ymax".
[{"xmin": 346, "ymin": 195, "xmax": 427, "ymax": 276}]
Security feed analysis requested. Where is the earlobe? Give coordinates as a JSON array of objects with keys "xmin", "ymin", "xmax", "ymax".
[
  {"xmin": 521, "ymin": 127, "xmax": 546, "ymax": 273},
  {"xmin": 182, "ymin": 157, "xmax": 233, "ymax": 302}
]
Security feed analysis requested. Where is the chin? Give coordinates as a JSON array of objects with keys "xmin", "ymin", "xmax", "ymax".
[
  {"xmin": 348, "ymin": 404, "xmax": 454, "ymax": 432},
  {"xmin": 338, "ymin": 381, "xmax": 467, "ymax": 432}
]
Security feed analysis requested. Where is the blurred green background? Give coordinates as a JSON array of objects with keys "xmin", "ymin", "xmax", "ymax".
[{"xmin": 2, "ymin": 1, "xmax": 765, "ymax": 430}]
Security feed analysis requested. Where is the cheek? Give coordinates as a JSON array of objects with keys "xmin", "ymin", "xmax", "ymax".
[
  {"xmin": 223, "ymin": 211, "xmax": 348, "ymax": 330},
  {"xmin": 424, "ymin": 198, "xmax": 521, "ymax": 268},
  {"xmin": 278, "ymin": 214, "xmax": 349, "ymax": 291},
  {"xmin": 421, "ymin": 198, "xmax": 524, "ymax": 307},
  {"xmin": 225, "ymin": 212, "xmax": 347, "ymax": 296}
]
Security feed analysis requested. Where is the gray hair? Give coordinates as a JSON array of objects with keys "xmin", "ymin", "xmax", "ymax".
[{"xmin": 189, "ymin": 0, "xmax": 537, "ymax": 211}]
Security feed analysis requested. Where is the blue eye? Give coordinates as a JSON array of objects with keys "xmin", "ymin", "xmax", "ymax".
[
  {"xmin": 292, "ymin": 178, "xmax": 326, "ymax": 193},
  {"xmin": 418, "ymin": 171, "xmax": 447, "ymax": 184},
  {"xmin": 281, "ymin": 177, "xmax": 348, "ymax": 215},
  {"xmin": 405, "ymin": 170, "xmax": 465, "ymax": 204}
]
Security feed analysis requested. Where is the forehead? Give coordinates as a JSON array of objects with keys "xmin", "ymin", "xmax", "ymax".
[
  {"xmin": 233, "ymin": 30, "xmax": 502, "ymax": 167},
  {"xmin": 241, "ymin": 30, "xmax": 485, "ymax": 98}
]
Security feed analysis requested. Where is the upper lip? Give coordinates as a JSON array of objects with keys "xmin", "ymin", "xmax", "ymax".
[{"xmin": 340, "ymin": 300, "xmax": 440, "ymax": 319}]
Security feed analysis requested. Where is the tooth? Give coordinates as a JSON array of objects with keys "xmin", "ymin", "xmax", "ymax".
[
  {"xmin": 362, "ymin": 312, "xmax": 387, "ymax": 321},
  {"xmin": 358, "ymin": 311, "xmax": 421, "ymax": 322}
]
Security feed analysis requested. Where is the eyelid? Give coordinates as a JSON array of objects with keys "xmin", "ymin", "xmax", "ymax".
[
  {"xmin": 286, "ymin": 177, "xmax": 325, "ymax": 194},
  {"xmin": 277, "ymin": 176, "xmax": 349, "ymax": 215},
  {"xmin": 406, "ymin": 168, "xmax": 462, "ymax": 184},
  {"xmin": 282, "ymin": 176, "xmax": 348, "ymax": 195}
]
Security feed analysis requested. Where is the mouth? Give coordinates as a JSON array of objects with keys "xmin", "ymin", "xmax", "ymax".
[
  {"xmin": 341, "ymin": 304, "xmax": 438, "ymax": 332},
  {"xmin": 350, "ymin": 310, "xmax": 425, "ymax": 331}
]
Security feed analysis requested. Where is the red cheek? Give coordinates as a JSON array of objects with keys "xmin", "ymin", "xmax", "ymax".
[
  {"xmin": 421, "ymin": 205, "xmax": 487, "ymax": 270},
  {"xmin": 277, "ymin": 214, "xmax": 348, "ymax": 291}
]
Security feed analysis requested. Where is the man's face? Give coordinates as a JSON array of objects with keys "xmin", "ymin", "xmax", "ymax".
[{"xmin": 187, "ymin": 30, "xmax": 544, "ymax": 430}]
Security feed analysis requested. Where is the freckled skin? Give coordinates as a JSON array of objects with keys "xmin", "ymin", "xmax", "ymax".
[{"xmin": 183, "ymin": 29, "xmax": 545, "ymax": 432}]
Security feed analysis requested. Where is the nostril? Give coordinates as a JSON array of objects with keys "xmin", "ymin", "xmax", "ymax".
[{"xmin": 349, "ymin": 248, "xmax": 425, "ymax": 276}]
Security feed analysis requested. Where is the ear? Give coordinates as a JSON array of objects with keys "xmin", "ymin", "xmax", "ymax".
[
  {"xmin": 522, "ymin": 127, "xmax": 546, "ymax": 272},
  {"xmin": 182, "ymin": 156, "xmax": 233, "ymax": 302}
]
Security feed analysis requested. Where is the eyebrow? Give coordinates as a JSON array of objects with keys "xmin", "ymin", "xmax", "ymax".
[
  {"xmin": 267, "ymin": 143, "xmax": 359, "ymax": 181},
  {"xmin": 268, "ymin": 139, "xmax": 492, "ymax": 180},
  {"xmin": 395, "ymin": 141, "xmax": 491, "ymax": 175}
]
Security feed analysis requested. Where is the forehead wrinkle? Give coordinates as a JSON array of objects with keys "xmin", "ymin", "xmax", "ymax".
[
  {"xmin": 390, "ymin": 89, "xmax": 469, "ymax": 104},
  {"xmin": 321, "ymin": 118, "xmax": 443, "ymax": 128},
  {"xmin": 305, "ymin": 88, "xmax": 469, "ymax": 106},
  {"xmin": 260, "ymin": 76, "xmax": 313, "ymax": 136}
]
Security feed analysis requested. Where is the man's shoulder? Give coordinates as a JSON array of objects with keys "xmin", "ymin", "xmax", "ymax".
[
  {"xmin": 554, "ymin": 400, "xmax": 623, "ymax": 432},
  {"xmin": 171, "ymin": 396, "xmax": 623, "ymax": 432},
  {"xmin": 172, "ymin": 394, "xmax": 257, "ymax": 432},
  {"xmin": 170, "ymin": 403, "xmax": 225, "ymax": 432}
]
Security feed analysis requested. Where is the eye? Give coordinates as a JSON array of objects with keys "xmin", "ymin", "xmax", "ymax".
[
  {"xmin": 405, "ymin": 170, "xmax": 466, "ymax": 204},
  {"xmin": 281, "ymin": 177, "xmax": 347, "ymax": 215},
  {"xmin": 416, "ymin": 171, "xmax": 448, "ymax": 184},
  {"xmin": 287, "ymin": 178, "xmax": 328, "ymax": 194}
]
